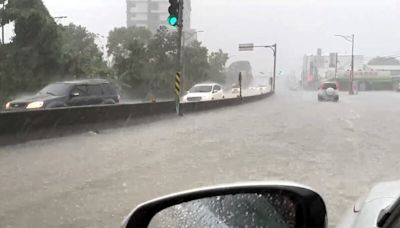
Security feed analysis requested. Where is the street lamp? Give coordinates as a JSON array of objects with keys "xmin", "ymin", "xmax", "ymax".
[
  {"xmin": 1, "ymin": 1, "xmax": 7, "ymax": 44},
  {"xmin": 335, "ymin": 34, "xmax": 355, "ymax": 95},
  {"xmin": 333, "ymin": 53, "xmax": 340, "ymax": 80}
]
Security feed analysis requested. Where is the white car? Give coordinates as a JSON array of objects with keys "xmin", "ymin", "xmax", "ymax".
[
  {"xmin": 183, "ymin": 83, "xmax": 224, "ymax": 102},
  {"xmin": 231, "ymin": 86, "xmax": 241, "ymax": 94}
]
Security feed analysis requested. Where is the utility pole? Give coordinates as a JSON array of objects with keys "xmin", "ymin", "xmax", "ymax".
[
  {"xmin": 239, "ymin": 72, "xmax": 243, "ymax": 100},
  {"xmin": 335, "ymin": 53, "xmax": 338, "ymax": 80},
  {"xmin": 272, "ymin": 44, "xmax": 277, "ymax": 92},
  {"xmin": 335, "ymin": 34, "xmax": 355, "ymax": 95},
  {"xmin": 238, "ymin": 43, "xmax": 277, "ymax": 93},
  {"xmin": 168, "ymin": 0, "xmax": 184, "ymax": 115},
  {"xmin": 175, "ymin": 0, "xmax": 184, "ymax": 115},
  {"xmin": 350, "ymin": 34, "xmax": 355, "ymax": 95},
  {"xmin": 176, "ymin": 0, "xmax": 183, "ymax": 72},
  {"xmin": 1, "ymin": 1, "xmax": 5, "ymax": 45},
  {"xmin": 255, "ymin": 44, "xmax": 277, "ymax": 93}
]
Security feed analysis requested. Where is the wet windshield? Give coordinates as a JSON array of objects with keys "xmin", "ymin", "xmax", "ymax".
[
  {"xmin": 37, "ymin": 83, "xmax": 71, "ymax": 96},
  {"xmin": 0, "ymin": 0, "xmax": 400, "ymax": 227},
  {"xmin": 189, "ymin": 85, "xmax": 213, "ymax": 93}
]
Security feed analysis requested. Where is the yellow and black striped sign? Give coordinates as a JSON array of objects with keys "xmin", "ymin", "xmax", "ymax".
[{"xmin": 175, "ymin": 72, "xmax": 182, "ymax": 96}]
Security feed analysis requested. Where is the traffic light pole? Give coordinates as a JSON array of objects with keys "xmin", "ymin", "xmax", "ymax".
[
  {"xmin": 272, "ymin": 44, "xmax": 277, "ymax": 92},
  {"xmin": 240, "ymin": 43, "xmax": 277, "ymax": 93},
  {"xmin": 1, "ymin": 2, "xmax": 5, "ymax": 44},
  {"xmin": 175, "ymin": 0, "xmax": 184, "ymax": 116},
  {"xmin": 335, "ymin": 53, "xmax": 338, "ymax": 80},
  {"xmin": 176, "ymin": 0, "xmax": 184, "ymax": 71},
  {"xmin": 239, "ymin": 72, "xmax": 243, "ymax": 100},
  {"xmin": 350, "ymin": 34, "xmax": 355, "ymax": 95},
  {"xmin": 254, "ymin": 44, "xmax": 277, "ymax": 92}
]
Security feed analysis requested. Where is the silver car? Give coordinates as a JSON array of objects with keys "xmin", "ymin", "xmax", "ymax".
[
  {"xmin": 336, "ymin": 180, "xmax": 400, "ymax": 228},
  {"xmin": 318, "ymin": 82, "xmax": 339, "ymax": 102}
]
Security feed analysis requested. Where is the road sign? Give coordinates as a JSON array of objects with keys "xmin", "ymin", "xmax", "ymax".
[
  {"xmin": 175, "ymin": 72, "xmax": 182, "ymax": 115},
  {"xmin": 239, "ymin": 43, "xmax": 254, "ymax": 51},
  {"xmin": 175, "ymin": 72, "xmax": 182, "ymax": 96}
]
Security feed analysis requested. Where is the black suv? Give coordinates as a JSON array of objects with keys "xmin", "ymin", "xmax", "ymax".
[{"xmin": 5, "ymin": 79, "xmax": 120, "ymax": 110}]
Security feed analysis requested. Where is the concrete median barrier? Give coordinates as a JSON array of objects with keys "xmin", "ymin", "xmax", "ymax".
[
  {"xmin": 0, "ymin": 101, "xmax": 176, "ymax": 145},
  {"xmin": 182, "ymin": 92, "xmax": 272, "ymax": 112},
  {"xmin": 0, "ymin": 92, "xmax": 273, "ymax": 146}
]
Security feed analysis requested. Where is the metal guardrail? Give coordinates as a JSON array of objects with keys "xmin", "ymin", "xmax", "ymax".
[{"xmin": 0, "ymin": 92, "xmax": 273, "ymax": 146}]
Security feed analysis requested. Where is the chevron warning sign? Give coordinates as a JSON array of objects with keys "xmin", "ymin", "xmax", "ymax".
[{"xmin": 175, "ymin": 72, "xmax": 182, "ymax": 96}]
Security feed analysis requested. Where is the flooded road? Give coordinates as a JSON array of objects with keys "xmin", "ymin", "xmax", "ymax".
[{"xmin": 1, "ymin": 90, "xmax": 400, "ymax": 227}]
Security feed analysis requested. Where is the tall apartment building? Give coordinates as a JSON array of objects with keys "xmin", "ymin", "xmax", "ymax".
[{"xmin": 126, "ymin": 0, "xmax": 191, "ymax": 33}]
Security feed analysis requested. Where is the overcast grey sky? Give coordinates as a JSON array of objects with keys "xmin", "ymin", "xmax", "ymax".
[{"xmin": 36, "ymin": 0, "xmax": 400, "ymax": 75}]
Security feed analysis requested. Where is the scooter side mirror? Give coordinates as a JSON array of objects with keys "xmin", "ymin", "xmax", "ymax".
[{"xmin": 122, "ymin": 182, "xmax": 327, "ymax": 228}]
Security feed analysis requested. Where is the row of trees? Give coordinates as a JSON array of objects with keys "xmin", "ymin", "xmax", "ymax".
[
  {"xmin": 0, "ymin": 0, "xmax": 109, "ymax": 103},
  {"xmin": 108, "ymin": 26, "xmax": 229, "ymax": 98},
  {"xmin": 0, "ymin": 0, "xmax": 229, "ymax": 104}
]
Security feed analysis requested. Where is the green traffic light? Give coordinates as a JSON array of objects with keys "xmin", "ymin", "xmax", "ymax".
[{"xmin": 168, "ymin": 16, "xmax": 178, "ymax": 26}]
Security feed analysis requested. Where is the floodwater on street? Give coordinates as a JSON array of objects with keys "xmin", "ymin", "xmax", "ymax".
[{"xmin": 1, "ymin": 89, "xmax": 400, "ymax": 227}]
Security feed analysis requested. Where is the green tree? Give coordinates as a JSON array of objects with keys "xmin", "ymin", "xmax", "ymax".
[
  {"xmin": 107, "ymin": 26, "xmax": 152, "ymax": 97},
  {"xmin": 0, "ymin": 0, "xmax": 62, "ymax": 103},
  {"xmin": 146, "ymin": 26, "xmax": 179, "ymax": 97},
  {"xmin": 207, "ymin": 49, "xmax": 229, "ymax": 84},
  {"xmin": 114, "ymin": 39, "xmax": 148, "ymax": 86},
  {"xmin": 107, "ymin": 26, "xmax": 152, "ymax": 59},
  {"xmin": 183, "ymin": 41, "xmax": 210, "ymax": 88},
  {"xmin": 106, "ymin": 25, "xmax": 230, "ymax": 99},
  {"xmin": 227, "ymin": 61, "xmax": 254, "ymax": 87},
  {"xmin": 59, "ymin": 23, "xmax": 109, "ymax": 78}
]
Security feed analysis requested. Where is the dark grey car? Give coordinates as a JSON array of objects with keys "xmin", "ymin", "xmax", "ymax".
[{"xmin": 5, "ymin": 79, "xmax": 120, "ymax": 110}]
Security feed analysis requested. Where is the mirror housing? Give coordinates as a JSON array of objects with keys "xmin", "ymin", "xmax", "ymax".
[
  {"xmin": 122, "ymin": 182, "xmax": 327, "ymax": 228},
  {"xmin": 213, "ymin": 90, "xmax": 219, "ymax": 94}
]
